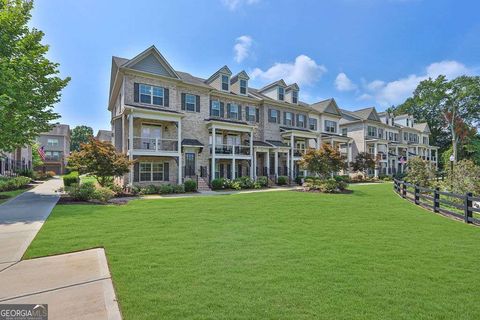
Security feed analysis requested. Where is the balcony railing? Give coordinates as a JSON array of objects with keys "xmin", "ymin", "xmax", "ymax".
[
  {"xmin": 133, "ymin": 137, "xmax": 178, "ymax": 152},
  {"xmin": 209, "ymin": 144, "xmax": 251, "ymax": 156},
  {"xmin": 293, "ymin": 148, "xmax": 305, "ymax": 157}
]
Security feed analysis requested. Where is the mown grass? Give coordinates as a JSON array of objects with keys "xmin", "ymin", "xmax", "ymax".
[
  {"xmin": 25, "ymin": 184, "xmax": 480, "ymax": 320},
  {"xmin": 0, "ymin": 188, "xmax": 30, "ymax": 204}
]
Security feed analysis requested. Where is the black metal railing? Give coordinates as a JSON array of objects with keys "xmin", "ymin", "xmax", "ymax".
[{"xmin": 393, "ymin": 179, "xmax": 480, "ymax": 226}]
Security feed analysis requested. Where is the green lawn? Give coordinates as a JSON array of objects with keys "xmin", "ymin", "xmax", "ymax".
[
  {"xmin": 25, "ymin": 184, "xmax": 480, "ymax": 320},
  {"xmin": 0, "ymin": 188, "xmax": 29, "ymax": 204}
]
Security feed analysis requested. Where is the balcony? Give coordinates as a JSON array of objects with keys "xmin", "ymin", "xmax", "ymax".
[
  {"xmin": 209, "ymin": 144, "xmax": 251, "ymax": 157},
  {"xmin": 293, "ymin": 148, "xmax": 306, "ymax": 157},
  {"xmin": 132, "ymin": 137, "xmax": 178, "ymax": 154}
]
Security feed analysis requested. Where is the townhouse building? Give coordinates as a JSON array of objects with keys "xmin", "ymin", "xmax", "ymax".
[
  {"xmin": 340, "ymin": 108, "xmax": 438, "ymax": 177},
  {"xmin": 35, "ymin": 124, "xmax": 71, "ymax": 174},
  {"xmin": 96, "ymin": 130, "xmax": 113, "ymax": 143},
  {"xmin": 108, "ymin": 46, "xmax": 352, "ymax": 187}
]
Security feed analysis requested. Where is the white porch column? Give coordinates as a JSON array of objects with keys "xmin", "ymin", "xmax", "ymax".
[
  {"xmin": 232, "ymin": 142, "xmax": 236, "ymax": 179},
  {"xmin": 386, "ymin": 144, "xmax": 390, "ymax": 176},
  {"xmin": 274, "ymin": 150, "xmax": 278, "ymax": 178},
  {"xmin": 249, "ymin": 130, "xmax": 254, "ymax": 178},
  {"xmin": 128, "ymin": 113, "xmax": 134, "ymax": 185},
  {"xmin": 435, "ymin": 149, "xmax": 438, "ymax": 168},
  {"xmin": 290, "ymin": 134, "xmax": 295, "ymax": 179},
  {"xmin": 395, "ymin": 146, "xmax": 399, "ymax": 174},
  {"xmin": 253, "ymin": 149, "xmax": 257, "ymax": 179},
  {"xmin": 286, "ymin": 150, "xmax": 290, "ymax": 179},
  {"xmin": 177, "ymin": 120, "xmax": 182, "ymax": 185},
  {"xmin": 121, "ymin": 114, "xmax": 126, "ymax": 153},
  {"xmin": 266, "ymin": 150, "xmax": 270, "ymax": 178},
  {"xmin": 374, "ymin": 142, "xmax": 378, "ymax": 178},
  {"xmin": 211, "ymin": 126, "xmax": 216, "ymax": 181},
  {"xmin": 416, "ymin": 146, "xmax": 419, "ymax": 157}
]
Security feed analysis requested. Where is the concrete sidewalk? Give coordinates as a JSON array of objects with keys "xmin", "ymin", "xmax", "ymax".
[
  {"xmin": 0, "ymin": 248, "xmax": 122, "ymax": 320},
  {"xmin": 0, "ymin": 178, "xmax": 62, "ymax": 265}
]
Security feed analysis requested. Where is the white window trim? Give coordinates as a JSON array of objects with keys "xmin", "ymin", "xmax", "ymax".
[
  {"xmin": 270, "ymin": 109, "xmax": 278, "ymax": 123},
  {"xmin": 139, "ymin": 161, "xmax": 166, "ymax": 182},
  {"xmin": 140, "ymin": 83, "xmax": 164, "ymax": 106},
  {"xmin": 240, "ymin": 79, "xmax": 247, "ymax": 95},
  {"xmin": 185, "ymin": 94, "xmax": 196, "ymax": 112},
  {"xmin": 292, "ymin": 91, "xmax": 298, "ymax": 104},
  {"xmin": 221, "ymin": 74, "xmax": 229, "ymax": 92},
  {"xmin": 229, "ymin": 104, "xmax": 239, "ymax": 119},
  {"xmin": 247, "ymin": 107, "xmax": 255, "ymax": 121},
  {"xmin": 211, "ymin": 100, "xmax": 221, "ymax": 117},
  {"xmin": 298, "ymin": 114, "xmax": 305, "ymax": 127},
  {"xmin": 285, "ymin": 112, "xmax": 293, "ymax": 126},
  {"xmin": 325, "ymin": 120, "xmax": 337, "ymax": 133},
  {"xmin": 278, "ymin": 87, "xmax": 285, "ymax": 101}
]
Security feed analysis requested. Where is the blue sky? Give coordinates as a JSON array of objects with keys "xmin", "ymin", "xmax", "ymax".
[{"xmin": 30, "ymin": 0, "xmax": 480, "ymax": 132}]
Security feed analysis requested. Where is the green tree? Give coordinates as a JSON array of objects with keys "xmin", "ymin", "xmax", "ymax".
[
  {"xmin": 446, "ymin": 159, "xmax": 480, "ymax": 195},
  {"xmin": 0, "ymin": 0, "xmax": 70, "ymax": 152},
  {"xmin": 70, "ymin": 125, "xmax": 94, "ymax": 152},
  {"xmin": 405, "ymin": 157, "xmax": 434, "ymax": 188},
  {"xmin": 298, "ymin": 144, "xmax": 345, "ymax": 178},
  {"xmin": 350, "ymin": 152, "xmax": 375, "ymax": 174},
  {"xmin": 68, "ymin": 138, "xmax": 133, "ymax": 187},
  {"xmin": 393, "ymin": 75, "xmax": 480, "ymax": 164},
  {"xmin": 31, "ymin": 142, "xmax": 43, "ymax": 168}
]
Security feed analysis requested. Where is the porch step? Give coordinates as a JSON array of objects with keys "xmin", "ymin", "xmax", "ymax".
[{"xmin": 197, "ymin": 177, "xmax": 211, "ymax": 192}]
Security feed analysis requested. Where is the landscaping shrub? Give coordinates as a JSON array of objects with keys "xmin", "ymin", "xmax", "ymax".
[
  {"xmin": 45, "ymin": 171, "xmax": 56, "ymax": 178},
  {"xmin": 184, "ymin": 180, "xmax": 197, "ymax": 192},
  {"xmin": 17, "ymin": 169, "xmax": 34, "ymax": 178},
  {"xmin": 446, "ymin": 159, "xmax": 480, "ymax": 195},
  {"xmin": 211, "ymin": 178, "xmax": 226, "ymax": 190},
  {"xmin": 172, "ymin": 184, "xmax": 185, "ymax": 194},
  {"xmin": 94, "ymin": 186, "xmax": 115, "ymax": 202},
  {"xmin": 277, "ymin": 176, "xmax": 288, "ymax": 186},
  {"xmin": 350, "ymin": 171, "xmax": 366, "ymax": 183},
  {"xmin": 229, "ymin": 180, "xmax": 241, "ymax": 190},
  {"xmin": 235, "ymin": 176, "xmax": 255, "ymax": 189},
  {"xmin": 256, "ymin": 176, "xmax": 268, "ymax": 187},
  {"xmin": 295, "ymin": 176, "xmax": 304, "ymax": 185},
  {"xmin": 63, "ymin": 171, "xmax": 80, "ymax": 186},
  {"xmin": 303, "ymin": 178, "xmax": 348, "ymax": 193},
  {"xmin": 159, "ymin": 184, "xmax": 174, "ymax": 194},
  {"xmin": 405, "ymin": 157, "xmax": 434, "ymax": 187},
  {"xmin": 66, "ymin": 182, "xmax": 96, "ymax": 201},
  {"xmin": 140, "ymin": 185, "xmax": 158, "ymax": 195},
  {"xmin": 334, "ymin": 175, "xmax": 351, "ymax": 183},
  {"xmin": 0, "ymin": 176, "xmax": 31, "ymax": 191}
]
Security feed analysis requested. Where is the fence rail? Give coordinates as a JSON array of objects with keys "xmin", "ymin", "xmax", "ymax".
[{"xmin": 393, "ymin": 179, "xmax": 480, "ymax": 226}]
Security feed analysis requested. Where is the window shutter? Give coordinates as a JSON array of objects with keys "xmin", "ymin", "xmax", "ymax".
[
  {"xmin": 164, "ymin": 162, "xmax": 169, "ymax": 181},
  {"xmin": 209, "ymin": 100, "xmax": 213, "ymax": 116},
  {"xmin": 164, "ymin": 88, "xmax": 169, "ymax": 106},
  {"xmin": 277, "ymin": 110, "xmax": 280, "ymax": 124},
  {"xmin": 238, "ymin": 105, "xmax": 242, "ymax": 120},
  {"xmin": 256, "ymin": 108, "xmax": 260, "ymax": 123},
  {"xmin": 268, "ymin": 109, "xmax": 272, "ymax": 122},
  {"xmin": 181, "ymin": 93, "xmax": 186, "ymax": 110},
  {"xmin": 304, "ymin": 115, "xmax": 307, "ymax": 128},
  {"xmin": 220, "ymin": 102, "xmax": 224, "ymax": 118},
  {"xmin": 283, "ymin": 112, "xmax": 287, "ymax": 125},
  {"xmin": 296, "ymin": 114, "xmax": 299, "ymax": 127},
  {"xmin": 227, "ymin": 103, "xmax": 231, "ymax": 118},
  {"xmin": 133, "ymin": 162, "xmax": 139, "ymax": 182},
  {"xmin": 292, "ymin": 114, "xmax": 295, "ymax": 127},
  {"xmin": 245, "ymin": 106, "xmax": 249, "ymax": 120},
  {"xmin": 220, "ymin": 164, "xmax": 224, "ymax": 178},
  {"xmin": 195, "ymin": 95, "xmax": 200, "ymax": 112},
  {"xmin": 134, "ymin": 83, "xmax": 139, "ymax": 103}
]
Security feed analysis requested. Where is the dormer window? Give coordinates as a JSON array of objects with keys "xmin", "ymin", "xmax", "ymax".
[
  {"xmin": 292, "ymin": 91, "xmax": 298, "ymax": 104},
  {"xmin": 278, "ymin": 87, "xmax": 285, "ymax": 101},
  {"xmin": 221, "ymin": 75, "xmax": 229, "ymax": 91},
  {"xmin": 240, "ymin": 79, "xmax": 247, "ymax": 95}
]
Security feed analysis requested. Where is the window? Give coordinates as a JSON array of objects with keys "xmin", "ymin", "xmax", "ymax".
[
  {"xmin": 423, "ymin": 137, "xmax": 428, "ymax": 145},
  {"xmin": 221, "ymin": 75, "xmax": 229, "ymax": 91},
  {"xmin": 367, "ymin": 126, "xmax": 377, "ymax": 137},
  {"xmin": 269, "ymin": 109, "xmax": 279, "ymax": 123},
  {"xmin": 342, "ymin": 128, "xmax": 348, "ymax": 136},
  {"xmin": 297, "ymin": 114, "xmax": 305, "ymax": 127},
  {"xmin": 325, "ymin": 120, "xmax": 337, "ymax": 133},
  {"xmin": 45, "ymin": 151, "xmax": 60, "ymax": 160},
  {"xmin": 139, "ymin": 84, "xmax": 164, "ymax": 106},
  {"xmin": 229, "ymin": 104, "xmax": 239, "ymax": 120},
  {"xmin": 292, "ymin": 91, "xmax": 298, "ymax": 104},
  {"xmin": 185, "ymin": 94, "xmax": 196, "ymax": 112},
  {"xmin": 406, "ymin": 119, "xmax": 409, "ymax": 127},
  {"xmin": 309, "ymin": 118, "xmax": 317, "ymax": 131},
  {"xmin": 394, "ymin": 133, "xmax": 399, "ymax": 142},
  {"xmin": 240, "ymin": 79, "xmax": 247, "ymax": 95},
  {"xmin": 140, "ymin": 162, "xmax": 165, "ymax": 182},
  {"xmin": 211, "ymin": 100, "xmax": 221, "ymax": 117},
  {"xmin": 285, "ymin": 112, "xmax": 293, "ymax": 126},
  {"xmin": 278, "ymin": 87, "xmax": 284, "ymax": 101},
  {"xmin": 388, "ymin": 132, "xmax": 394, "ymax": 141},
  {"xmin": 47, "ymin": 138, "xmax": 59, "ymax": 147},
  {"xmin": 378, "ymin": 128, "xmax": 384, "ymax": 139},
  {"xmin": 227, "ymin": 135, "xmax": 240, "ymax": 145},
  {"xmin": 246, "ymin": 107, "xmax": 256, "ymax": 121},
  {"xmin": 403, "ymin": 132, "xmax": 408, "ymax": 141}
]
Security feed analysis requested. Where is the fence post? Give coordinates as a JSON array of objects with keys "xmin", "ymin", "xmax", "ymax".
[
  {"xmin": 465, "ymin": 192, "xmax": 473, "ymax": 224},
  {"xmin": 434, "ymin": 187, "xmax": 440, "ymax": 213},
  {"xmin": 393, "ymin": 180, "xmax": 397, "ymax": 192},
  {"xmin": 414, "ymin": 185, "xmax": 420, "ymax": 205},
  {"xmin": 402, "ymin": 182, "xmax": 406, "ymax": 198}
]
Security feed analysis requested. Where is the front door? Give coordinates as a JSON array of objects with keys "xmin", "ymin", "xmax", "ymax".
[{"xmin": 185, "ymin": 153, "xmax": 196, "ymax": 176}]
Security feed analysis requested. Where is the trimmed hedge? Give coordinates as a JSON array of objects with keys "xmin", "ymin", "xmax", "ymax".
[
  {"xmin": 0, "ymin": 176, "xmax": 31, "ymax": 192},
  {"xmin": 277, "ymin": 176, "xmax": 288, "ymax": 186},
  {"xmin": 63, "ymin": 171, "xmax": 80, "ymax": 186},
  {"xmin": 184, "ymin": 180, "xmax": 197, "ymax": 192}
]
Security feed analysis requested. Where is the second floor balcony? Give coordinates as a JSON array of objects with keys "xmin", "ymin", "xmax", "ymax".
[
  {"xmin": 132, "ymin": 137, "xmax": 179, "ymax": 154},
  {"xmin": 210, "ymin": 144, "xmax": 251, "ymax": 157}
]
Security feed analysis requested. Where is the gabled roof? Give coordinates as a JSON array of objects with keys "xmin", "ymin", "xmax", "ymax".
[
  {"xmin": 310, "ymin": 98, "xmax": 341, "ymax": 116},
  {"xmin": 122, "ymin": 45, "xmax": 180, "ymax": 79},
  {"xmin": 231, "ymin": 70, "xmax": 250, "ymax": 84},
  {"xmin": 350, "ymin": 107, "xmax": 381, "ymax": 122},
  {"xmin": 413, "ymin": 122, "xmax": 430, "ymax": 133},
  {"xmin": 259, "ymin": 79, "xmax": 287, "ymax": 93},
  {"xmin": 205, "ymin": 65, "xmax": 232, "ymax": 84},
  {"xmin": 285, "ymin": 83, "xmax": 299, "ymax": 91}
]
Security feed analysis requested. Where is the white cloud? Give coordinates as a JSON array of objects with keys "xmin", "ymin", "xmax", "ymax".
[
  {"xmin": 233, "ymin": 35, "xmax": 252, "ymax": 63},
  {"xmin": 363, "ymin": 60, "xmax": 473, "ymax": 107},
  {"xmin": 222, "ymin": 0, "xmax": 259, "ymax": 11},
  {"xmin": 335, "ymin": 73, "xmax": 357, "ymax": 91},
  {"xmin": 357, "ymin": 93, "xmax": 373, "ymax": 101},
  {"xmin": 250, "ymin": 55, "xmax": 327, "ymax": 86}
]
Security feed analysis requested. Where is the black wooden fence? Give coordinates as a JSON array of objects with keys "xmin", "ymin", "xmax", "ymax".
[{"xmin": 393, "ymin": 179, "xmax": 480, "ymax": 226}]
